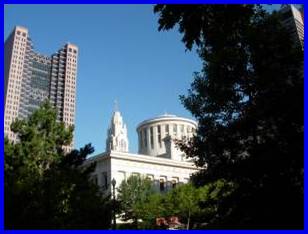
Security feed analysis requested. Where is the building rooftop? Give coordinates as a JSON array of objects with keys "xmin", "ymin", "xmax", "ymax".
[{"xmin": 136, "ymin": 114, "xmax": 197, "ymax": 129}]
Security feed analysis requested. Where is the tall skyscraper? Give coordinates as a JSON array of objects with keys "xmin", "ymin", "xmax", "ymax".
[
  {"xmin": 4, "ymin": 26, "xmax": 78, "ymax": 151},
  {"xmin": 280, "ymin": 5, "xmax": 304, "ymax": 49}
]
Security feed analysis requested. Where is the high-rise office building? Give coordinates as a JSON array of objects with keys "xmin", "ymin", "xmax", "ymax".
[
  {"xmin": 280, "ymin": 5, "xmax": 304, "ymax": 49},
  {"xmin": 4, "ymin": 26, "xmax": 78, "ymax": 151}
]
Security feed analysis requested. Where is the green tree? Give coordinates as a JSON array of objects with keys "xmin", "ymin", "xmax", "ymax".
[
  {"xmin": 131, "ymin": 180, "xmax": 235, "ymax": 230},
  {"xmin": 134, "ymin": 193, "xmax": 167, "ymax": 229},
  {"xmin": 162, "ymin": 181, "xmax": 234, "ymax": 229},
  {"xmin": 166, "ymin": 183, "xmax": 200, "ymax": 230},
  {"xmin": 5, "ymin": 101, "xmax": 112, "ymax": 229},
  {"xmin": 154, "ymin": 4, "xmax": 303, "ymax": 229},
  {"xmin": 117, "ymin": 175, "xmax": 155, "ymax": 228}
]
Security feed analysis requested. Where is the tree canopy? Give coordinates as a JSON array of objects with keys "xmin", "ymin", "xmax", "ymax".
[
  {"xmin": 154, "ymin": 4, "xmax": 303, "ymax": 229},
  {"xmin": 117, "ymin": 175, "xmax": 155, "ymax": 228},
  {"xmin": 5, "ymin": 102, "xmax": 112, "ymax": 229}
]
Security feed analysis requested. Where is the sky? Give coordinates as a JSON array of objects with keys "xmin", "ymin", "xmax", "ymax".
[{"xmin": 4, "ymin": 4, "xmax": 281, "ymax": 155}]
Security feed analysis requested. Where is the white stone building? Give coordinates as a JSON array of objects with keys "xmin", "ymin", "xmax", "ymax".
[{"xmin": 84, "ymin": 108, "xmax": 199, "ymax": 195}]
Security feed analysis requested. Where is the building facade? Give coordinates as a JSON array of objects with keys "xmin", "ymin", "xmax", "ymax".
[
  {"xmin": 84, "ymin": 109, "xmax": 199, "ymax": 196},
  {"xmin": 280, "ymin": 5, "xmax": 304, "ymax": 49},
  {"xmin": 4, "ymin": 26, "xmax": 78, "ymax": 151}
]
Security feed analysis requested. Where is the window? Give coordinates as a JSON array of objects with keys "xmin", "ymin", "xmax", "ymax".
[
  {"xmin": 143, "ymin": 128, "xmax": 147, "ymax": 147},
  {"xmin": 157, "ymin": 125, "xmax": 162, "ymax": 147},
  {"xmin": 150, "ymin": 127, "xmax": 154, "ymax": 149},
  {"xmin": 17, "ymin": 31, "xmax": 21, "ymax": 35},
  {"xmin": 160, "ymin": 179, "xmax": 165, "ymax": 192},
  {"xmin": 22, "ymin": 32, "xmax": 26, "ymax": 37},
  {"xmin": 172, "ymin": 180, "xmax": 177, "ymax": 189}
]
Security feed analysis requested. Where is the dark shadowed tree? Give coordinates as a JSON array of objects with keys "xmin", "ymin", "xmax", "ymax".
[
  {"xmin": 154, "ymin": 4, "xmax": 303, "ymax": 229},
  {"xmin": 5, "ymin": 101, "xmax": 112, "ymax": 229}
]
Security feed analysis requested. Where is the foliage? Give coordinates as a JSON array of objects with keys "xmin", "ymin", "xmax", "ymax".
[
  {"xmin": 154, "ymin": 4, "xmax": 303, "ymax": 229},
  {"xmin": 5, "ymin": 101, "xmax": 112, "ymax": 229},
  {"xmin": 116, "ymin": 175, "xmax": 155, "ymax": 228},
  {"xmin": 123, "ymin": 180, "xmax": 235, "ymax": 230},
  {"xmin": 165, "ymin": 183, "xmax": 200, "ymax": 229},
  {"xmin": 134, "ymin": 193, "xmax": 166, "ymax": 229},
  {"xmin": 163, "ymin": 180, "xmax": 236, "ymax": 229}
]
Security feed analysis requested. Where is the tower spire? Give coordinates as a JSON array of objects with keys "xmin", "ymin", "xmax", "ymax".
[{"xmin": 106, "ymin": 104, "xmax": 129, "ymax": 153}]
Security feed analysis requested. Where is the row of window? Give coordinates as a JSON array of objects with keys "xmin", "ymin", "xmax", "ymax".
[
  {"xmin": 6, "ymin": 94, "xmax": 20, "ymax": 101},
  {"xmin": 5, "ymin": 104, "xmax": 18, "ymax": 111},
  {"xmin": 139, "ymin": 124, "xmax": 195, "ymax": 150},
  {"xmin": 68, "ymin": 48, "xmax": 77, "ymax": 54},
  {"xmin": 66, "ymin": 70, "xmax": 77, "ymax": 77},
  {"xmin": 11, "ymin": 54, "xmax": 24, "ymax": 61},
  {"xmin": 92, "ymin": 172, "xmax": 183, "ymax": 192},
  {"xmin": 15, "ymin": 36, "xmax": 27, "ymax": 43},
  {"xmin": 13, "ymin": 40, "xmax": 26, "ymax": 47},
  {"xmin": 13, "ymin": 48, "xmax": 25, "ymax": 55},
  {"xmin": 5, "ymin": 115, "xmax": 17, "ymax": 122},
  {"xmin": 6, "ymin": 99, "xmax": 19, "ymax": 105},
  {"xmin": 32, "ymin": 61, "xmax": 51, "ymax": 71},
  {"xmin": 67, "ymin": 57, "xmax": 77, "ymax": 63},
  {"xmin": 10, "ymin": 67, "xmax": 23, "ymax": 76},
  {"xmin": 7, "ymin": 82, "xmax": 21, "ymax": 91},
  {"xmin": 16, "ymin": 31, "xmax": 27, "ymax": 37},
  {"xmin": 5, "ymin": 110, "xmax": 18, "ymax": 116},
  {"xmin": 7, "ymin": 88, "xmax": 20, "ymax": 96},
  {"xmin": 63, "ymin": 117, "xmax": 74, "ymax": 123}
]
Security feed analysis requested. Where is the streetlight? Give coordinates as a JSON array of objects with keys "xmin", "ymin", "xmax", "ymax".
[{"xmin": 111, "ymin": 178, "xmax": 116, "ymax": 230}]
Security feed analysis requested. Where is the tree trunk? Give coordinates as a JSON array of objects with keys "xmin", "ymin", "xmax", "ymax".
[{"xmin": 187, "ymin": 211, "xmax": 191, "ymax": 230}]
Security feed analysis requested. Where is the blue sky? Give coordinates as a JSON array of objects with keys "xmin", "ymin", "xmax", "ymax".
[{"xmin": 4, "ymin": 4, "xmax": 281, "ymax": 155}]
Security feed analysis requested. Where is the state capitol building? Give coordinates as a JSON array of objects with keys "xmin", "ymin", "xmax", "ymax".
[{"xmin": 84, "ymin": 107, "xmax": 199, "ymax": 195}]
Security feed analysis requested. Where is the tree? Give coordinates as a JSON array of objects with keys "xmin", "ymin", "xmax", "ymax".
[
  {"xmin": 165, "ymin": 183, "xmax": 200, "ymax": 230},
  {"xmin": 117, "ymin": 175, "xmax": 155, "ymax": 228},
  {"xmin": 163, "ymin": 181, "xmax": 235, "ymax": 230},
  {"xmin": 154, "ymin": 4, "xmax": 303, "ymax": 229},
  {"xmin": 134, "ymin": 193, "xmax": 167, "ymax": 229},
  {"xmin": 5, "ymin": 101, "xmax": 112, "ymax": 229}
]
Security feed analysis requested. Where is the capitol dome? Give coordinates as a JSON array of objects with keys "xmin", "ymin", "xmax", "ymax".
[{"xmin": 136, "ymin": 114, "xmax": 197, "ymax": 160}]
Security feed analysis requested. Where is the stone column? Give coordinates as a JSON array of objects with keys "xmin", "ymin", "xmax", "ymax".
[{"xmin": 153, "ymin": 125, "xmax": 158, "ymax": 155}]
